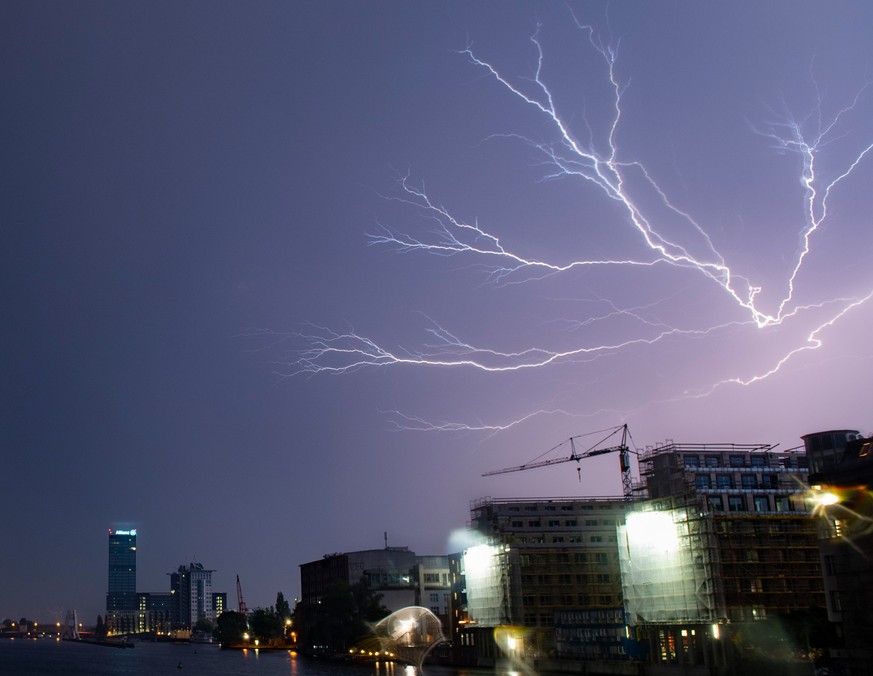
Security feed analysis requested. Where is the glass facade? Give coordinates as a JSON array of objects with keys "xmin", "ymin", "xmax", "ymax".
[{"xmin": 107, "ymin": 529, "xmax": 137, "ymax": 611}]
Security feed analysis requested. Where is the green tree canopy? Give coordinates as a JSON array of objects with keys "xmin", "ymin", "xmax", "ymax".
[
  {"xmin": 276, "ymin": 592, "xmax": 291, "ymax": 621},
  {"xmin": 194, "ymin": 618, "xmax": 214, "ymax": 633},
  {"xmin": 250, "ymin": 607, "xmax": 283, "ymax": 643},
  {"xmin": 214, "ymin": 611, "xmax": 248, "ymax": 646}
]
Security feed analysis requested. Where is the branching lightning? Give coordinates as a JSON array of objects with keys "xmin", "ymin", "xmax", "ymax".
[{"xmin": 266, "ymin": 14, "xmax": 873, "ymax": 433}]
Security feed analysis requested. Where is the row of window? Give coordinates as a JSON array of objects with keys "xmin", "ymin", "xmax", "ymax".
[
  {"xmin": 683, "ymin": 453, "xmax": 807, "ymax": 469},
  {"xmin": 514, "ymin": 535, "xmax": 614, "ymax": 544},
  {"xmin": 503, "ymin": 504, "xmax": 619, "ymax": 512},
  {"xmin": 695, "ymin": 473, "xmax": 783, "ymax": 489},
  {"xmin": 522, "ymin": 573, "xmax": 611, "ymax": 584},
  {"xmin": 523, "ymin": 596, "xmax": 614, "ymax": 613},
  {"xmin": 509, "ymin": 518, "xmax": 616, "ymax": 528},
  {"xmin": 706, "ymin": 494, "xmax": 793, "ymax": 512},
  {"xmin": 520, "ymin": 553, "xmax": 611, "ymax": 565}
]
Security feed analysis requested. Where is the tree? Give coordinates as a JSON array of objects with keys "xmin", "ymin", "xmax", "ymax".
[
  {"xmin": 249, "ymin": 607, "xmax": 282, "ymax": 643},
  {"xmin": 275, "ymin": 591, "xmax": 291, "ymax": 622},
  {"xmin": 193, "ymin": 618, "xmax": 214, "ymax": 633},
  {"xmin": 214, "ymin": 611, "xmax": 248, "ymax": 647}
]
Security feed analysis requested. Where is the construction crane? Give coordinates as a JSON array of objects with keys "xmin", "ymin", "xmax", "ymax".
[
  {"xmin": 483, "ymin": 424, "xmax": 635, "ymax": 501},
  {"xmin": 236, "ymin": 574, "xmax": 248, "ymax": 617}
]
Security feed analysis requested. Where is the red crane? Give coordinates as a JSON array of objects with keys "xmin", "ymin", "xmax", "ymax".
[
  {"xmin": 483, "ymin": 424, "xmax": 635, "ymax": 500},
  {"xmin": 236, "ymin": 575, "xmax": 248, "ymax": 616}
]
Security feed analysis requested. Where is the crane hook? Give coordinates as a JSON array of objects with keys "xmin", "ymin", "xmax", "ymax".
[{"xmin": 577, "ymin": 467, "xmax": 582, "ymax": 482}]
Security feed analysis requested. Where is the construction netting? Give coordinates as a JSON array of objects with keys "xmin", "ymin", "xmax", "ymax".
[
  {"xmin": 618, "ymin": 507, "xmax": 722, "ymax": 624},
  {"xmin": 463, "ymin": 543, "xmax": 510, "ymax": 627}
]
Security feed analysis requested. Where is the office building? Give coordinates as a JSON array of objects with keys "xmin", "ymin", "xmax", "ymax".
[
  {"xmin": 170, "ymin": 562, "xmax": 216, "ymax": 629},
  {"xmin": 212, "ymin": 592, "xmax": 228, "ymax": 619},
  {"xmin": 137, "ymin": 592, "xmax": 173, "ymax": 634},
  {"xmin": 300, "ymin": 547, "xmax": 451, "ymax": 615},
  {"xmin": 106, "ymin": 528, "xmax": 137, "ymax": 634}
]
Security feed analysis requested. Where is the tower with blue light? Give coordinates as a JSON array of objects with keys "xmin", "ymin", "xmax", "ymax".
[{"xmin": 106, "ymin": 528, "xmax": 137, "ymax": 633}]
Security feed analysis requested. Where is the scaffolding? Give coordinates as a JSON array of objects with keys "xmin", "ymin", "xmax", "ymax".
[
  {"xmin": 462, "ymin": 543, "xmax": 512, "ymax": 627},
  {"xmin": 618, "ymin": 506, "xmax": 723, "ymax": 625}
]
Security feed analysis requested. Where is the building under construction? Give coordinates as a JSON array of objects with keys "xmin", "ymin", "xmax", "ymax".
[
  {"xmin": 461, "ymin": 496, "xmax": 632, "ymax": 663},
  {"xmin": 621, "ymin": 442, "xmax": 823, "ymax": 669},
  {"xmin": 455, "ymin": 440, "xmax": 827, "ymax": 672}
]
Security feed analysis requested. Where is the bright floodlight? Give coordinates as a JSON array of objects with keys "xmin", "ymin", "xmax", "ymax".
[
  {"xmin": 625, "ymin": 511, "xmax": 679, "ymax": 553},
  {"xmin": 816, "ymin": 491, "xmax": 840, "ymax": 506},
  {"xmin": 464, "ymin": 543, "xmax": 498, "ymax": 576}
]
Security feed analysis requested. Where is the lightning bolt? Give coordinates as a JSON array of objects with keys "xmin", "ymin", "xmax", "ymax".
[{"xmin": 262, "ymin": 14, "xmax": 873, "ymax": 433}]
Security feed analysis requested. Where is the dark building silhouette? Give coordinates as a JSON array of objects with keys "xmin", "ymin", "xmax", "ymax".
[{"xmin": 804, "ymin": 429, "xmax": 873, "ymax": 676}]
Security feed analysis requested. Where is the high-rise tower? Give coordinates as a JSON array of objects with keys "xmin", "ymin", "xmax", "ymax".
[
  {"xmin": 169, "ymin": 562, "xmax": 216, "ymax": 629},
  {"xmin": 106, "ymin": 528, "xmax": 137, "ymax": 633}
]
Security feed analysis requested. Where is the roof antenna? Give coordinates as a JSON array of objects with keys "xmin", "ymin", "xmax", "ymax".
[{"xmin": 384, "ymin": 531, "xmax": 388, "ymax": 549}]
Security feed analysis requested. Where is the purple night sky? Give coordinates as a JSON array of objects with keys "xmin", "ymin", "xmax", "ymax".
[{"xmin": 2, "ymin": 1, "xmax": 871, "ymax": 624}]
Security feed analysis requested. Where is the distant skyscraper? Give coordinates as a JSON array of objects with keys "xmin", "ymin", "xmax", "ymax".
[
  {"xmin": 169, "ymin": 563, "xmax": 216, "ymax": 629},
  {"xmin": 106, "ymin": 528, "xmax": 138, "ymax": 633}
]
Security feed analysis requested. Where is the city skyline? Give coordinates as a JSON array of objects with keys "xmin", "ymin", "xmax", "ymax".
[{"xmin": 2, "ymin": 1, "xmax": 872, "ymax": 625}]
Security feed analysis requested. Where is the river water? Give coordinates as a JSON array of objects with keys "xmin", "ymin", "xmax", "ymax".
[{"xmin": 0, "ymin": 640, "xmax": 491, "ymax": 676}]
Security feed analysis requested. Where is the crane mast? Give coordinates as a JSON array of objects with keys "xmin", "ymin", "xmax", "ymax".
[
  {"xmin": 236, "ymin": 574, "xmax": 248, "ymax": 617},
  {"xmin": 483, "ymin": 424, "xmax": 634, "ymax": 501}
]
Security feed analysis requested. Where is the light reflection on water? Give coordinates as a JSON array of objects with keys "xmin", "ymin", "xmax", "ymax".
[{"xmin": 0, "ymin": 640, "xmax": 503, "ymax": 676}]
